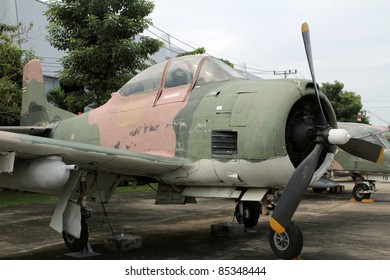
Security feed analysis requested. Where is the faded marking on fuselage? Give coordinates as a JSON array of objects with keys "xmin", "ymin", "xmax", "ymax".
[
  {"xmin": 129, "ymin": 127, "xmax": 142, "ymax": 137},
  {"xmin": 189, "ymin": 123, "xmax": 209, "ymax": 135},
  {"xmin": 144, "ymin": 124, "xmax": 160, "ymax": 134},
  {"xmin": 128, "ymin": 124, "xmax": 161, "ymax": 138},
  {"xmin": 173, "ymin": 121, "xmax": 188, "ymax": 129},
  {"xmin": 29, "ymin": 104, "xmax": 43, "ymax": 113}
]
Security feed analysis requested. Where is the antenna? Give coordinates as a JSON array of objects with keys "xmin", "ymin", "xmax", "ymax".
[{"xmin": 273, "ymin": 70, "xmax": 297, "ymax": 78}]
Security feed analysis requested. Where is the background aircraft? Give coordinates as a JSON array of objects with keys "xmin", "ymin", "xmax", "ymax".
[
  {"xmin": 0, "ymin": 23, "xmax": 383, "ymax": 259},
  {"xmin": 312, "ymin": 122, "xmax": 390, "ymax": 201}
]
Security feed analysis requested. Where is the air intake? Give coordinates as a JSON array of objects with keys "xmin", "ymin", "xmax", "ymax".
[{"xmin": 211, "ymin": 130, "xmax": 238, "ymax": 155}]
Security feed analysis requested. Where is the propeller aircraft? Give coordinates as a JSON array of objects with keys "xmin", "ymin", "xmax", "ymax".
[
  {"xmin": 0, "ymin": 23, "xmax": 384, "ymax": 259},
  {"xmin": 312, "ymin": 122, "xmax": 390, "ymax": 201}
]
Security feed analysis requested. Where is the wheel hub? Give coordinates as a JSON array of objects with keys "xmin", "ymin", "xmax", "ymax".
[{"xmin": 274, "ymin": 232, "xmax": 290, "ymax": 251}]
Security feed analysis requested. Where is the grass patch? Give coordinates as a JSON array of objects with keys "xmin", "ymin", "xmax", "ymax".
[
  {"xmin": 114, "ymin": 185, "xmax": 153, "ymax": 194},
  {"xmin": 0, "ymin": 190, "xmax": 57, "ymax": 208}
]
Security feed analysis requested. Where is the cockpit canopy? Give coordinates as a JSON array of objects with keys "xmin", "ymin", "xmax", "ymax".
[{"xmin": 118, "ymin": 55, "xmax": 247, "ymax": 97}]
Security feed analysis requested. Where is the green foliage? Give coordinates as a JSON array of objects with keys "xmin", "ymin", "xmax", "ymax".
[
  {"xmin": 321, "ymin": 80, "xmax": 369, "ymax": 124},
  {"xmin": 177, "ymin": 47, "xmax": 234, "ymax": 68},
  {"xmin": 219, "ymin": 58, "xmax": 234, "ymax": 68},
  {"xmin": 0, "ymin": 23, "xmax": 35, "ymax": 125},
  {"xmin": 47, "ymin": 86, "xmax": 87, "ymax": 114},
  {"xmin": 176, "ymin": 47, "xmax": 206, "ymax": 57},
  {"xmin": 45, "ymin": 0, "xmax": 163, "ymax": 110}
]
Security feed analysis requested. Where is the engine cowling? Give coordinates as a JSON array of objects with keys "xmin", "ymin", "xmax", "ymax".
[{"xmin": 285, "ymin": 88, "xmax": 337, "ymax": 169}]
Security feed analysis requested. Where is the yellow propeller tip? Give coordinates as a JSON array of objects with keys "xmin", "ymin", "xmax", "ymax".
[
  {"xmin": 301, "ymin": 22, "xmax": 309, "ymax": 33},
  {"xmin": 376, "ymin": 147, "xmax": 385, "ymax": 163},
  {"xmin": 270, "ymin": 217, "xmax": 286, "ymax": 234}
]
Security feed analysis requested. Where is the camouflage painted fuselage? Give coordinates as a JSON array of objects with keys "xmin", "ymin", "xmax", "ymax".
[
  {"xmin": 12, "ymin": 55, "xmax": 337, "ymax": 192},
  {"xmin": 42, "ymin": 55, "xmax": 337, "ymax": 188}
]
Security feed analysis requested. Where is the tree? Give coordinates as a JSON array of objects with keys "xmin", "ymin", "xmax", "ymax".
[
  {"xmin": 45, "ymin": 0, "xmax": 163, "ymax": 112},
  {"xmin": 177, "ymin": 47, "xmax": 235, "ymax": 68},
  {"xmin": 320, "ymin": 80, "xmax": 369, "ymax": 124},
  {"xmin": 176, "ymin": 47, "xmax": 206, "ymax": 57},
  {"xmin": 0, "ymin": 23, "xmax": 35, "ymax": 125}
]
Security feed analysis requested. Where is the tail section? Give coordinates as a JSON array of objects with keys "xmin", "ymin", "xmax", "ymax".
[{"xmin": 20, "ymin": 59, "xmax": 75, "ymax": 126}]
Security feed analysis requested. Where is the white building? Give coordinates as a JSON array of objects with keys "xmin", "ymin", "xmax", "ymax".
[
  {"xmin": 1, "ymin": 0, "xmax": 65, "ymax": 92},
  {"xmin": 0, "ymin": 0, "xmax": 184, "ymax": 92}
]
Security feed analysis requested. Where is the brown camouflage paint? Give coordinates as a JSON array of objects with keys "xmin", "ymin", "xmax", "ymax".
[{"xmin": 88, "ymin": 86, "xmax": 191, "ymax": 157}]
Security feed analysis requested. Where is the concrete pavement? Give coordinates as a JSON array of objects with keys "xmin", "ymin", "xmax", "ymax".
[{"xmin": 0, "ymin": 182, "xmax": 389, "ymax": 259}]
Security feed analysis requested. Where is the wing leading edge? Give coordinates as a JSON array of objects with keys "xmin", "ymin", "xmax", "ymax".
[{"xmin": 0, "ymin": 130, "xmax": 186, "ymax": 177}]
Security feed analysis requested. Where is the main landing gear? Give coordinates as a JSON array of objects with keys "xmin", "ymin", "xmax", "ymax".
[
  {"xmin": 234, "ymin": 201, "xmax": 262, "ymax": 228},
  {"xmin": 62, "ymin": 171, "xmax": 91, "ymax": 252},
  {"xmin": 63, "ymin": 217, "xmax": 89, "ymax": 252},
  {"xmin": 352, "ymin": 177, "xmax": 376, "ymax": 201}
]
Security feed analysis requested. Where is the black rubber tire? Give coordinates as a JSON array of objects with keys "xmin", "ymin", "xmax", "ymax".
[
  {"xmin": 235, "ymin": 201, "xmax": 261, "ymax": 228},
  {"xmin": 353, "ymin": 183, "xmax": 370, "ymax": 201},
  {"xmin": 312, "ymin": 188, "xmax": 325, "ymax": 193},
  {"xmin": 62, "ymin": 217, "xmax": 89, "ymax": 252},
  {"xmin": 269, "ymin": 221, "xmax": 303, "ymax": 259}
]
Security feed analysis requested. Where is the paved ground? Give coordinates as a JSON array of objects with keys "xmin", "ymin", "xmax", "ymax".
[{"xmin": 1, "ymin": 182, "xmax": 390, "ymax": 260}]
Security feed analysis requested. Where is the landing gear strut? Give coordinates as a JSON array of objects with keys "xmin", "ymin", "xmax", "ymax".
[
  {"xmin": 62, "ymin": 170, "xmax": 90, "ymax": 251},
  {"xmin": 269, "ymin": 221, "xmax": 303, "ymax": 259}
]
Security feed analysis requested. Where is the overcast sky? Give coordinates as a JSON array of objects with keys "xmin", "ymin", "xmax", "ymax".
[{"xmin": 149, "ymin": 0, "xmax": 390, "ymax": 126}]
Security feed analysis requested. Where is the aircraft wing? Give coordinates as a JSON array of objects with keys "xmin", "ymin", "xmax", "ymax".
[
  {"xmin": 337, "ymin": 122, "xmax": 389, "ymax": 139},
  {"xmin": 0, "ymin": 130, "xmax": 185, "ymax": 177},
  {"xmin": 310, "ymin": 177, "xmax": 341, "ymax": 189}
]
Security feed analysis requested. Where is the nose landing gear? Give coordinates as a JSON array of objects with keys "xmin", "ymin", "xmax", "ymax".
[{"xmin": 269, "ymin": 221, "xmax": 303, "ymax": 260}]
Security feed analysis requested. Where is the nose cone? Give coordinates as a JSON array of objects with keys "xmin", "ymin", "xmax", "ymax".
[{"xmin": 328, "ymin": 129, "xmax": 351, "ymax": 145}]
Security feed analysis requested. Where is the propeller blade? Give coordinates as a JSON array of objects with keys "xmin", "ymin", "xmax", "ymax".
[
  {"xmin": 339, "ymin": 138, "xmax": 384, "ymax": 163},
  {"xmin": 270, "ymin": 144, "xmax": 323, "ymax": 234},
  {"xmin": 302, "ymin": 22, "xmax": 326, "ymax": 125},
  {"xmin": 270, "ymin": 23, "xmax": 327, "ymax": 235},
  {"xmin": 302, "ymin": 23, "xmax": 317, "ymax": 88}
]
